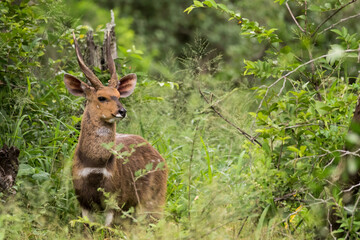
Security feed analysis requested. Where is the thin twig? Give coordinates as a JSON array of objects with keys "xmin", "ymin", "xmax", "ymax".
[
  {"xmin": 277, "ymin": 77, "xmax": 287, "ymax": 96},
  {"xmin": 236, "ymin": 216, "xmax": 248, "ymax": 238},
  {"xmin": 304, "ymin": 0, "xmax": 308, "ymax": 32},
  {"xmin": 188, "ymin": 122, "xmax": 199, "ymax": 221},
  {"xmin": 277, "ymin": 141, "xmax": 284, "ymax": 169},
  {"xmin": 311, "ymin": 0, "xmax": 357, "ymax": 38},
  {"xmin": 327, "ymin": 208, "xmax": 337, "ymax": 240},
  {"xmin": 342, "ymin": 182, "xmax": 360, "ymax": 194},
  {"xmin": 200, "ymin": 219, "xmax": 237, "ymax": 238},
  {"xmin": 199, "ymin": 89, "xmax": 262, "ymax": 147},
  {"xmin": 323, "ymin": 157, "xmax": 336, "ymax": 170},
  {"xmin": 286, "ymin": 2, "xmax": 305, "ymax": 33},
  {"xmin": 274, "ymin": 191, "xmax": 298, "ymax": 202},
  {"xmin": 319, "ymin": 13, "xmax": 360, "ymax": 35},
  {"xmin": 255, "ymin": 49, "xmax": 359, "ymax": 113},
  {"xmin": 284, "ymin": 123, "xmax": 319, "ymax": 129},
  {"xmin": 129, "ymin": 168, "xmax": 142, "ymax": 212},
  {"xmin": 345, "ymin": 192, "xmax": 360, "ymax": 239}
]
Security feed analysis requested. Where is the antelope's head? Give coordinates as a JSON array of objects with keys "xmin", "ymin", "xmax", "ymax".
[{"xmin": 64, "ymin": 32, "xmax": 136, "ymax": 123}]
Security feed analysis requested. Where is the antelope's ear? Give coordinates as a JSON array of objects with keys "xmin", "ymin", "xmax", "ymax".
[
  {"xmin": 117, "ymin": 73, "xmax": 137, "ymax": 98},
  {"xmin": 64, "ymin": 73, "xmax": 90, "ymax": 97}
]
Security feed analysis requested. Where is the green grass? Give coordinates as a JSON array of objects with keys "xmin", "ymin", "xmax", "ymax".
[{"xmin": 0, "ymin": 67, "xmax": 283, "ymax": 239}]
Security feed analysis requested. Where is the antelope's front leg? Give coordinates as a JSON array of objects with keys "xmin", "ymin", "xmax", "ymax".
[
  {"xmin": 105, "ymin": 210, "xmax": 114, "ymax": 227},
  {"xmin": 82, "ymin": 208, "xmax": 95, "ymax": 222}
]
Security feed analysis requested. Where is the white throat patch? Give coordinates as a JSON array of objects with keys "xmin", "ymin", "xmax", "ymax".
[
  {"xmin": 78, "ymin": 167, "xmax": 112, "ymax": 178},
  {"xmin": 96, "ymin": 127, "xmax": 112, "ymax": 137}
]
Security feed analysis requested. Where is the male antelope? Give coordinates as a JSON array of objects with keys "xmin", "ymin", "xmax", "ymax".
[{"xmin": 64, "ymin": 32, "xmax": 167, "ymax": 226}]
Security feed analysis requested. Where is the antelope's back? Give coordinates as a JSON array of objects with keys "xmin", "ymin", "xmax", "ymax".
[{"xmin": 115, "ymin": 133, "xmax": 168, "ymax": 204}]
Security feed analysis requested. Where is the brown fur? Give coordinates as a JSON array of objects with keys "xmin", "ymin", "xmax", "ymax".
[
  {"xmin": 65, "ymin": 33, "xmax": 167, "ymax": 225},
  {"xmin": 64, "ymin": 80, "xmax": 167, "ymax": 225}
]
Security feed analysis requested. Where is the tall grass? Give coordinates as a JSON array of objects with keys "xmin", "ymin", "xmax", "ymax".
[
  {"xmin": 0, "ymin": 10, "xmax": 316, "ymax": 240},
  {"xmin": 0, "ymin": 55, "xmax": 274, "ymax": 239}
]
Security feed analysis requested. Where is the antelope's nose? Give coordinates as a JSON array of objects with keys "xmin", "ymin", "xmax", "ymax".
[{"xmin": 118, "ymin": 108, "xmax": 127, "ymax": 118}]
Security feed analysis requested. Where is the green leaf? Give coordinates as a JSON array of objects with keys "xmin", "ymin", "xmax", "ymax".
[
  {"xmin": 255, "ymin": 205, "xmax": 270, "ymax": 240},
  {"xmin": 156, "ymin": 161, "xmax": 165, "ymax": 170},
  {"xmin": 217, "ymin": 3, "xmax": 230, "ymax": 13},
  {"xmin": 315, "ymin": 101, "xmax": 330, "ymax": 115},
  {"xmin": 32, "ymin": 171, "xmax": 50, "ymax": 181},
  {"xmin": 287, "ymin": 146, "xmax": 299, "ymax": 153},
  {"xmin": 308, "ymin": 4, "xmax": 322, "ymax": 12},
  {"xmin": 330, "ymin": 29, "xmax": 342, "ymax": 37},
  {"xmin": 193, "ymin": 1, "xmax": 204, "ymax": 7},
  {"xmin": 18, "ymin": 164, "xmax": 35, "ymax": 176},
  {"xmin": 145, "ymin": 163, "xmax": 153, "ymax": 171},
  {"xmin": 204, "ymin": 0, "xmax": 217, "ymax": 8},
  {"xmin": 184, "ymin": 6, "xmax": 194, "ymax": 14}
]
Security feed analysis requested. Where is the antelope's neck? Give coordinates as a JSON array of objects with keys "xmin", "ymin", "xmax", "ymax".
[{"xmin": 76, "ymin": 109, "xmax": 116, "ymax": 167}]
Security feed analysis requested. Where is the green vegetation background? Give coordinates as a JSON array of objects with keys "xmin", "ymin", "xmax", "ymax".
[{"xmin": 1, "ymin": 0, "xmax": 360, "ymax": 239}]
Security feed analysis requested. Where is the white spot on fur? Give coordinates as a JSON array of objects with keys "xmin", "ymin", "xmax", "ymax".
[
  {"xmin": 6, "ymin": 175, "xmax": 13, "ymax": 183},
  {"xmin": 106, "ymin": 118, "xmax": 116, "ymax": 123},
  {"xmin": 116, "ymin": 134, "xmax": 131, "ymax": 138},
  {"xmin": 82, "ymin": 208, "xmax": 94, "ymax": 221},
  {"xmin": 96, "ymin": 105, "xmax": 99, "ymax": 109},
  {"xmin": 78, "ymin": 167, "xmax": 112, "ymax": 178},
  {"xmin": 105, "ymin": 211, "xmax": 114, "ymax": 227},
  {"xmin": 96, "ymin": 126, "xmax": 112, "ymax": 136},
  {"xmin": 80, "ymin": 84, "xmax": 87, "ymax": 91}
]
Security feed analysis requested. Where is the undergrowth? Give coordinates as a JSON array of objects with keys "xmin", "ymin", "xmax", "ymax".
[{"xmin": 1, "ymin": 0, "xmax": 360, "ymax": 239}]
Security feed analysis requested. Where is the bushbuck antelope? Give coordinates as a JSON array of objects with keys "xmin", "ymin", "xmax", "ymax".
[{"xmin": 64, "ymin": 32, "xmax": 167, "ymax": 226}]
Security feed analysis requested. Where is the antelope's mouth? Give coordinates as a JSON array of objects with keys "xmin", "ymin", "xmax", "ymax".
[{"xmin": 112, "ymin": 113, "xmax": 125, "ymax": 119}]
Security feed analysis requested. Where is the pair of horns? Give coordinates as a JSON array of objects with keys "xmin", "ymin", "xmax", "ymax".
[{"xmin": 72, "ymin": 31, "xmax": 118, "ymax": 89}]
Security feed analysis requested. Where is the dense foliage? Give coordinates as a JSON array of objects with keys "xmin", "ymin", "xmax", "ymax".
[{"xmin": 1, "ymin": 0, "xmax": 360, "ymax": 239}]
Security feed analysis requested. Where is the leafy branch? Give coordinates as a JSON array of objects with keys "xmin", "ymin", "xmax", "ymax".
[
  {"xmin": 184, "ymin": 0, "xmax": 280, "ymax": 43},
  {"xmin": 311, "ymin": 0, "xmax": 358, "ymax": 38},
  {"xmin": 255, "ymin": 48, "xmax": 360, "ymax": 113}
]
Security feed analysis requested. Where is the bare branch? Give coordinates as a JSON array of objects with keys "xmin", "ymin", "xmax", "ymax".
[
  {"xmin": 200, "ymin": 219, "xmax": 238, "ymax": 238},
  {"xmin": 311, "ymin": 0, "xmax": 358, "ymax": 38},
  {"xmin": 286, "ymin": 2, "xmax": 305, "ymax": 33},
  {"xmin": 327, "ymin": 208, "xmax": 337, "ymax": 240},
  {"xmin": 274, "ymin": 191, "xmax": 298, "ymax": 202},
  {"xmin": 277, "ymin": 77, "xmax": 287, "ymax": 96},
  {"xmin": 237, "ymin": 216, "xmax": 248, "ymax": 238},
  {"xmin": 323, "ymin": 157, "xmax": 336, "ymax": 170},
  {"xmin": 345, "ymin": 192, "xmax": 360, "ymax": 239},
  {"xmin": 342, "ymin": 182, "xmax": 360, "ymax": 194},
  {"xmin": 199, "ymin": 89, "xmax": 262, "ymax": 147},
  {"xmin": 319, "ymin": 13, "xmax": 360, "ymax": 35}
]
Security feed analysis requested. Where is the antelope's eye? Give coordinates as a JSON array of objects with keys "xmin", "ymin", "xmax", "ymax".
[{"xmin": 98, "ymin": 97, "xmax": 106, "ymax": 102}]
